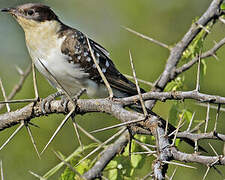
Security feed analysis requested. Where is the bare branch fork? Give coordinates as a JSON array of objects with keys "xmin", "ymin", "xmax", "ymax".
[{"xmin": 0, "ymin": 0, "xmax": 225, "ymax": 180}]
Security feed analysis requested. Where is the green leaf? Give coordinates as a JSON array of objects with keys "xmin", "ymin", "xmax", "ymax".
[
  {"xmin": 75, "ymin": 159, "xmax": 92, "ymax": 174},
  {"xmin": 135, "ymin": 134, "xmax": 147, "ymax": 143},
  {"xmin": 105, "ymin": 160, "xmax": 118, "ymax": 170},
  {"xmin": 131, "ymin": 154, "xmax": 142, "ymax": 168},
  {"xmin": 175, "ymin": 139, "xmax": 181, "ymax": 146},
  {"xmin": 181, "ymin": 109, "xmax": 193, "ymax": 123},
  {"xmin": 200, "ymin": 59, "xmax": 207, "ymax": 79},
  {"xmin": 165, "ymin": 76, "xmax": 184, "ymax": 92},
  {"xmin": 108, "ymin": 169, "xmax": 118, "ymax": 180},
  {"xmin": 124, "ymin": 140, "xmax": 136, "ymax": 156},
  {"xmin": 221, "ymin": 3, "xmax": 225, "ymax": 10},
  {"xmin": 59, "ymin": 167, "xmax": 75, "ymax": 180},
  {"xmin": 182, "ymin": 29, "xmax": 205, "ymax": 60}
]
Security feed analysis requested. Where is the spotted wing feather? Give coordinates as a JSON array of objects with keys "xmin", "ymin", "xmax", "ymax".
[{"xmin": 60, "ymin": 28, "xmax": 145, "ymax": 97}]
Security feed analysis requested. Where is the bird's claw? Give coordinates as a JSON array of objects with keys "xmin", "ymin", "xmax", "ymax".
[
  {"xmin": 60, "ymin": 89, "xmax": 86, "ymax": 113},
  {"xmin": 41, "ymin": 95, "xmax": 55, "ymax": 114},
  {"xmin": 41, "ymin": 91, "xmax": 64, "ymax": 114},
  {"xmin": 60, "ymin": 96, "xmax": 69, "ymax": 113}
]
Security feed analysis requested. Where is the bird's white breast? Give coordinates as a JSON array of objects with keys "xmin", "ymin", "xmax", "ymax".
[{"xmin": 24, "ymin": 21, "xmax": 89, "ymax": 96}]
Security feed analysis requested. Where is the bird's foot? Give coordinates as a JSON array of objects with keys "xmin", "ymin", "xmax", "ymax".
[
  {"xmin": 41, "ymin": 91, "xmax": 64, "ymax": 114},
  {"xmin": 60, "ymin": 88, "xmax": 86, "ymax": 113},
  {"xmin": 60, "ymin": 96, "xmax": 69, "ymax": 113}
]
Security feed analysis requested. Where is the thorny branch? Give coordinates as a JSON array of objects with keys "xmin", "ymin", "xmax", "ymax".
[
  {"xmin": 3, "ymin": 89, "xmax": 225, "ymax": 131},
  {"xmin": 0, "ymin": 0, "xmax": 225, "ymax": 180}
]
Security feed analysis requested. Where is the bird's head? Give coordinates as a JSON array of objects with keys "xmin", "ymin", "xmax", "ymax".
[{"xmin": 1, "ymin": 3, "xmax": 59, "ymax": 31}]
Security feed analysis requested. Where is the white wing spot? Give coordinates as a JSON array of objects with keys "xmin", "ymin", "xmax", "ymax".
[
  {"xmin": 84, "ymin": 52, "xmax": 88, "ymax": 57},
  {"xmin": 102, "ymin": 68, "xmax": 106, "ymax": 73},
  {"xmin": 77, "ymin": 56, "xmax": 81, "ymax": 60},
  {"xmin": 93, "ymin": 64, "xmax": 96, "ymax": 68},
  {"xmin": 87, "ymin": 57, "xmax": 91, "ymax": 62},
  {"xmin": 75, "ymin": 48, "xmax": 81, "ymax": 54},
  {"xmin": 105, "ymin": 60, "xmax": 110, "ymax": 67}
]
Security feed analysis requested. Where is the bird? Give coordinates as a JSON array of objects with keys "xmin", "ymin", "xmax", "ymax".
[{"xmin": 1, "ymin": 3, "xmax": 206, "ymax": 152}]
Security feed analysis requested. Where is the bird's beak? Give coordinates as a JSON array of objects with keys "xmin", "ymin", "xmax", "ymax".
[
  {"xmin": 1, "ymin": 7, "xmax": 17, "ymax": 14},
  {"xmin": 1, "ymin": 7, "xmax": 19, "ymax": 19},
  {"xmin": 1, "ymin": 8, "xmax": 10, "ymax": 12}
]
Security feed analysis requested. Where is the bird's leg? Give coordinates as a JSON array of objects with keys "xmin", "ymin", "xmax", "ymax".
[
  {"xmin": 41, "ymin": 91, "xmax": 64, "ymax": 114},
  {"xmin": 73, "ymin": 88, "xmax": 86, "ymax": 102}
]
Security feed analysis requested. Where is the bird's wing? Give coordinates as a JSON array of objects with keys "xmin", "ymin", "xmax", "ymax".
[{"xmin": 60, "ymin": 29, "xmax": 145, "ymax": 97}]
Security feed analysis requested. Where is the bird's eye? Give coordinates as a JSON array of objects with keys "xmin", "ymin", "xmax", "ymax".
[{"xmin": 27, "ymin": 9, "xmax": 35, "ymax": 16}]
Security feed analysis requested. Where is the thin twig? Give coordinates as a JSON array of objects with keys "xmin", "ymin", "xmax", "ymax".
[
  {"xmin": 177, "ymin": 131, "xmax": 225, "ymax": 141},
  {"xmin": 214, "ymin": 104, "xmax": 220, "ymax": 131},
  {"xmin": 190, "ymin": 121, "xmax": 205, "ymax": 133},
  {"xmin": 134, "ymin": 138, "xmax": 156, "ymax": 149},
  {"xmin": 196, "ymin": 103, "xmax": 225, "ymax": 112},
  {"xmin": 71, "ymin": 89, "xmax": 87, "ymax": 149},
  {"xmin": 208, "ymin": 143, "xmax": 218, "ymax": 156},
  {"xmin": 25, "ymin": 123, "xmax": 41, "ymax": 159},
  {"xmin": 124, "ymin": 74, "xmax": 154, "ymax": 87},
  {"xmin": 195, "ymin": 54, "xmax": 201, "ymax": 92},
  {"xmin": 196, "ymin": 23, "xmax": 210, "ymax": 34},
  {"xmin": 172, "ymin": 113, "xmax": 184, "ymax": 146},
  {"xmin": 29, "ymin": 171, "xmax": 46, "ymax": 180},
  {"xmin": 202, "ymin": 166, "xmax": 210, "ymax": 180},
  {"xmin": 204, "ymin": 103, "xmax": 210, "ymax": 133},
  {"xmin": 90, "ymin": 118, "xmax": 145, "ymax": 134},
  {"xmin": 141, "ymin": 171, "xmax": 152, "ymax": 180},
  {"xmin": 77, "ymin": 124, "xmax": 101, "ymax": 144},
  {"xmin": 32, "ymin": 62, "xmax": 39, "ymax": 99},
  {"xmin": 76, "ymin": 128, "xmax": 126, "ymax": 167},
  {"xmin": 53, "ymin": 150, "xmax": 84, "ymax": 179},
  {"xmin": 169, "ymin": 167, "xmax": 177, "ymax": 180},
  {"xmin": 134, "ymin": 140, "xmax": 156, "ymax": 155},
  {"xmin": 0, "ymin": 122, "xmax": 24, "ymax": 151},
  {"xmin": 123, "ymin": 26, "xmax": 170, "ymax": 50},
  {"xmin": 129, "ymin": 50, "xmax": 148, "ymax": 117},
  {"xmin": 0, "ymin": 78, "xmax": 10, "ymax": 112},
  {"xmin": 186, "ymin": 112, "xmax": 195, "ymax": 132},
  {"xmin": 41, "ymin": 109, "xmax": 75, "ymax": 155},
  {"xmin": 162, "ymin": 161, "xmax": 196, "ymax": 169},
  {"xmin": 86, "ymin": 37, "xmax": 113, "ymax": 98},
  {"xmin": 0, "ymin": 99, "xmax": 37, "ymax": 104},
  {"xmin": 132, "ymin": 151, "xmax": 155, "ymax": 155},
  {"xmin": 165, "ymin": 117, "xmax": 169, "ymax": 136},
  {"xmin": 0, "ymin": 160, "xmax": 3, "ymax": 180},
  {"xmin": 71, "ymin": 116, "xmax": 83, "ymax": 149}
]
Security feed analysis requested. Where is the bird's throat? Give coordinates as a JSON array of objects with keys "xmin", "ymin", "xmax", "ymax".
[{"xmin": 24, "ymin": 20, "xmax": 62, "ymax": 55}]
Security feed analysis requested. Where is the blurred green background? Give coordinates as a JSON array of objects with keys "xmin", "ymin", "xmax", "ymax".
[{"xmin": 0, "ymin": 0, "xmax": 225, "ymax": 179}]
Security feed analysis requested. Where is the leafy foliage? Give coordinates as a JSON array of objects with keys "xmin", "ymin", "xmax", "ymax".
[
  {"xmin": 104, "ymin": 135, "xmax": 149, "ymax": 180},
  {"xmin": 165, "ymin": 76, "xmax": 185, "ymax": 92},
  {"xmin": 40, "ymin": 143, "xmax": 98, "ymax": 179}
]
